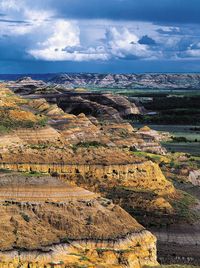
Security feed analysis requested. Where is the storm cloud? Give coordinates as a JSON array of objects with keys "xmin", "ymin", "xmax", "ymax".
[{"xmin": 0, "ymin": 0, "xmax": 200, "ymax": 73}]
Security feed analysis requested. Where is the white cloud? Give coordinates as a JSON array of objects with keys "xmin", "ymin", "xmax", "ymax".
[
  {"xmin": 185, "ymin": 49, "xmax": 200, "ymax": 58},
  {"xmin": 106, "ymin": 27, "xmax": 154, "ymax": 59},
  {"xmin": 40, "ymin": 20, "xmax": 80, "ymax": 48},
  {"xmin": 28, "ymin": 20, "xmax": 109, "ymax": 61},
  {"xmin": 29, "ymin": 24, "xmax": 165, "ymax": 61},
  {"xmin": 29, "ymin": 47, "xmax": 109, "ymax": 61},
  {"xmin": 0, "ymin": 1, "xmax": 53, "ymax": 36},
  {"xmin": 0, "ymin": 0, "xmax": 24, "ymax": 11},
  {"xmin": 1, "ymin": 0, "xmax": 200, "ymax": 63}
]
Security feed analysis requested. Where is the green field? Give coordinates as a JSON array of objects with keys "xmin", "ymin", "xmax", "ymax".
[
  {"xmin": 135, "ymin": 124, "xmax": 200, "ymax": 141},
  {"xmin": 162, "ymin": 142, "xmax": 200, "ymax": 156},
  {"xmin": 134, "ymin": 124, "xmax": 200, "ymax": 156},
  {"xmin": 89, "ymin": 87, "xmax": 200, "ymax": 97},
  {"xmin": 89, "ymin": 87, "xmax": 200, "ymax": 156}
]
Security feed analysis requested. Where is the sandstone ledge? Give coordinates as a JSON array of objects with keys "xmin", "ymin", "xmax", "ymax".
[
  {"xmin": 0, "ymin": 161, "xmax": 175, "ymax": 195},
  {"xmin": 0, "ymin": 229, "xmax": 158, "ymax": 268},
  {"xmin": 0, "ymin": 174, "xmax": 158, "ymax": 268}
]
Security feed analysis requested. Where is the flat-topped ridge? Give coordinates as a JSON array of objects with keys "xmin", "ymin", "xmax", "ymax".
[{"xmin": 0, "ymin": 174, "xmax": 98, "ymax": 202}]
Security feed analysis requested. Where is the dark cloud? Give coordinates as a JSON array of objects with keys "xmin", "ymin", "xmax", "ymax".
[
  {"xmin": 0, "ymin": 34, "xmax": 31, "ymax": 61},
  {"xmin": 1, "ymin": 0, "xmax": 200, "ymax": 73},
  {"xmin": 138, "ymin": 35, "xmax": 156, "ymax": 45},
  {"xmin": 36, "ymin": 0, "xmax": 200, "ymax": 24},
  {"xmin": 0, "ymin": 19, "xmax": 28, "ymax": 24}
]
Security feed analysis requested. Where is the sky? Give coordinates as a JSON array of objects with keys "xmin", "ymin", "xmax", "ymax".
[{"xmin": 0, "ymin": 0, "xmax": 200, "ymax": 73}]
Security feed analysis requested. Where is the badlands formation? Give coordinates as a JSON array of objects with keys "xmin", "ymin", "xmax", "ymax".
[
  {"xmin": 4, "ymin": 73, "xmax": 200, "ymax": 89},
  {"xmin": 48, "ymin": 73, "xmax": 200, "ymax": 89},
  {"xmin": 0, "ymin": 82, "xmax": 195, "ymax": 267},
  {"xmin": 0, "ymin": 173, "xmax": 158, "ymax": 268}
]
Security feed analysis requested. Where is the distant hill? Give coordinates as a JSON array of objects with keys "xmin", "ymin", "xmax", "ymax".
[
  {"xmin": 0, "ymin": 73, "xmax": 55, "ymax": 82},
  {"xmin": 1, "ymin": 73, "xmax": 200, "ymax": 89}
]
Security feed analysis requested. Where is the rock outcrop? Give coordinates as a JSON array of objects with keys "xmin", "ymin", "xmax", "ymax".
[
  {"xmin": 0, "ymin": 173, "xmax": 158, "ymax": 268},
  {"xmin": 54, "ymin": 92, "xmax": 145, "ymax": 121},
  {"xmin": 0, "ymin": 85, "xmax": 165, "ymax": 154},
  {"xmin": 137, "ymin": 126, "xmax": 171, "ymax": 142},
  {"xmin": 188, "ymin": 170, "xmax": 200, "ymax": 186},
  {"xmin": 0, "ymin": 161, "xmax": 174, "ymax": 196},
  {"xmin": 0, "ymin": 84, "xmax": 181, "ymax": 267},
  {"xmin": 1, "ymin": 76, "xmax": 199, "ymax": 266},
  {"xmin": 20, "ymin": 91, "xmax": 144, "ymax": 122},
  {"xmin": 5, "ymin": 77, "xmax": 146, "ymax": 121},
  {"xmin": 7, "ymin": 77, "xmax": 47, "ymax": 94}
]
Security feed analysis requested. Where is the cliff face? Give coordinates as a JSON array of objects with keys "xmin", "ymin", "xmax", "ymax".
[
  {"xmin": 189, "ymin": 170, "xmax": 200, "ymax": 186},
  {"xmin": 0, "ymin": 230, "xmax": 157, "ymax": 268},
  {"xmin": 6, "ymin": 77, "xmax": 146, "ymax": 122},
  {"xmin": 0, "ymin": 161, "xmax": 174, "ymax": 196},
  {"xmin": 0, "ymin": 173, "xmax": 158, "ymax": 268},
  {"xmin": 0, "ymin": 160, "xmax": 175, "ymax": 221}
]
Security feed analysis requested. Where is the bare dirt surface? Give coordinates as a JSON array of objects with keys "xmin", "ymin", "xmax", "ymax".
[{"xmin": 151, "ymin": 220, "xmax": 200, "ymax": 265}]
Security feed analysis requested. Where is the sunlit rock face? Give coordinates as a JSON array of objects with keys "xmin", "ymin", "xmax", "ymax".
[
  {"xmin": 0, "ymin": 174, "xmax": 158, "ymax": 268},
  {"xmin": 0, "ymin": 161, "xmax": 174, "ymax": 196},
  {"xmin": 0, "ymin": 84, "xmax": 175, "ymax": 224},
  {"xmin": 188, "ymin": 170, "xmax": 200, "ymax": 186},
  {"xmin": 0, "ymin": 175, "xmax": 98, "ymax": 202}
]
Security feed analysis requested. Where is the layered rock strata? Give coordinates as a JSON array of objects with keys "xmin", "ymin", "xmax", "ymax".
[
  {"xmin": 48, "ymin": 73, "xmax": 200, "ymax": 89},
  {"xmin": 6, "ymin": 79, "xmax": 146, "ymax": 121},
  {"xmin": 0, "ymin": 174, "xmax": 158, "ymax": 268},
  {"xmin": 0, "ymin": 85, "xmax": 166, "ymax": 155},
  {"xmin": 0, "ymin": 85, "xmax": 175, "ymax": 221},
  {"xmin": 0, "ymin": 161, "xmax": 174, "ymax": 195}
]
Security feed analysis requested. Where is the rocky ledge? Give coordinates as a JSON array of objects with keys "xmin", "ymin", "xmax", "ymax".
[{"xmin": 0, "ymin": 173, "xmax": 158, "ymax": 268}]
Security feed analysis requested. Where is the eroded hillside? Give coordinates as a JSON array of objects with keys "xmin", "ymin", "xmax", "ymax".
[
  {"xmin": 0, "ymin": 173, "xmax": 158, "ymax": 268},
  {"xmin": 0, "ymin": 83, "xmax": 199, "ymax": 266},
  {"xmin": 0, "ymin": 84, "xmax": 175, "ymax": 215}
]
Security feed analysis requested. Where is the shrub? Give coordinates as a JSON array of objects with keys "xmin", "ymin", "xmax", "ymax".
[
  {"xmin": 0, "ymin": 125, "xmax": 10, "ymax": 134},
  {"xmin": 72, "ymin": 141, "xmax": 106, "ymax": 151},
  {"xmin": 20, "ymin": 212, "xmax": 30, "ymax": 222},
  {"xmin": 29, "ymin": 144, "xmax": 48, "ymax": 150},
  {"xmin": 38, "ymin": 117, "xmax": 48, "ymax": 127},
  {"xmin": 171, "ymin": 136, "xmax": 188, "ymax": 143}
]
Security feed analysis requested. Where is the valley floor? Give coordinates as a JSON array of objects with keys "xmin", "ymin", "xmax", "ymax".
[{"xmin": 152, "ymin": 226, "xmax": 200, "ymax": 266}]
